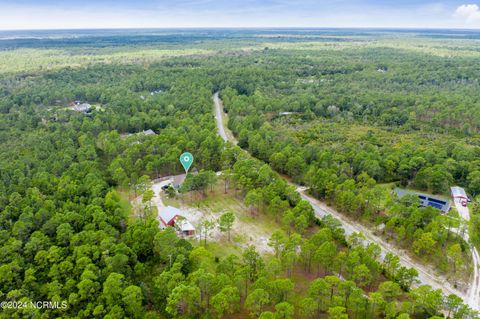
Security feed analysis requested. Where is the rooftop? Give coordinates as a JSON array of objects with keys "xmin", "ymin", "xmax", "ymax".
[
  {"xmin": 176, "ymin": 218, "xmax": 195, "ymax": 232},
  {"xmin": 173, "ymin": 174, "xmax": 186, "ymax": 188},
  {"xmin": 142, "ymin": 129, "xmax": 156, "ymax": 136},
  {"xmin": 393, "ymin": 188, "xmax": 451, "ymax": 213},
  {"xmin": 72, "ymin": 103, "xmax": 91, "ymax": 112},
  {"xmin": 451, "ymin": 186, "xmax": 468, "ymax": 199},
  {"xmin": 158, "ymin": 205, "xmax": 181, "ymax": 225}
]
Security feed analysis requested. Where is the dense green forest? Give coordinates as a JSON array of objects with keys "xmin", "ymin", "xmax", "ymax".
[
  {"xmin": 217, "ymin": 44, "xmax": 480, "ymax": 257},
  {"xmin": 1, "ymin": 29, "xmax": 480, "ymax": 318}
]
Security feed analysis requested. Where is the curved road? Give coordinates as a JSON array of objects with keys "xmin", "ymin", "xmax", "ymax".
[{"xmin": 213, "ymin": 92, "xmax": 479, "ymax": 310}]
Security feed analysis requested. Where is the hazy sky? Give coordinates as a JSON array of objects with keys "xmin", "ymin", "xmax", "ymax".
[{"xmin": 0, "ymin": 0, "xmax": 479, "ymax": 30}]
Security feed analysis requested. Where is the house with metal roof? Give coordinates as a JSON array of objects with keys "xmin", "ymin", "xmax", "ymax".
[
  {"xmin": 158, "ymin": 206, "xmax": 181, "ymax": 228},
  {"xmin": 175, "ymin": 217, "xmax": 195, "ymax": 236},
  {"xmin": 158, "ymin": 205, "xmax": 195, "ymax": 236},
  {"xmin": 72, "ymin": 102, "xmax": 91, "ymax": 113},
  {"xmin": 393, "ymin": 188, "xmax": 451, "ymax": 213},
  {"xmin": 142, "ymin": 129, "xmax": 156, "ymax": 136}
]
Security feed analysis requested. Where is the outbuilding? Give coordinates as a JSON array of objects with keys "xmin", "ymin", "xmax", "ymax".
[
  {"xmin": 175, "ymin": 218, "xmax": 196, "ymax": 236},
  {"xmin": 173, "ymin": 174, "xmax": 186, "ymax": 189}
]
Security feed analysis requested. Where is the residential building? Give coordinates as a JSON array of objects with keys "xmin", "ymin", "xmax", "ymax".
[{"xmin": 393, "ymin": 188, "xmax": 451, "ymax": 213}]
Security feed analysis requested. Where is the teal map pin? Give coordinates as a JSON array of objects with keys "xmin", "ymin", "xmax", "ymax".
[{"xmin": 180, "ymin": 152, "xmax": 194, "ymax": 173}]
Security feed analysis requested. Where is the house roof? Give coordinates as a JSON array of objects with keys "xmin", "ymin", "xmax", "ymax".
[
  {"xmin": 176, "ymin": 218, "xmax": 195, "ymax": 232},
  {"xmin": 173, "ymin": 174, "xmax": 186, "ymax": 187},
  {"xmin": 73, "ymin": 103, "xmax": 91, "ymax": 111},
  {"xmin": 451, "ymin": 186, "xmax": 468, "ymax": 199},
  {"xmin": 158, "ymin": 206, "xmax": 181, "ymax": 225},
  {"xmin": 393, "ymin": 188, "xmax": 450, "ymax": 213},
  {"xmin": 142, "ymin": 129, "xmax": 156, "ymax": 136}
]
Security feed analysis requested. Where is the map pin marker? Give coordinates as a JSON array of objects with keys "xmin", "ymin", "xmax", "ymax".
[{"xmin": 180, "ymin": 152, "xmax": 194, "ymax": 173}]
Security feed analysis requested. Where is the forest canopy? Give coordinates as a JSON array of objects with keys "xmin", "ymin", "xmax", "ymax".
[{"xmin": 1, "ymin": 29, "xmax": 480, "ymax": 318}]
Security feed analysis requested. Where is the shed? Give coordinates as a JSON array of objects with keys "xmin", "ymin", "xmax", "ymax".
[{"xmin": 175, "ymin": 218, "xmax": 195, "ymax": 236}]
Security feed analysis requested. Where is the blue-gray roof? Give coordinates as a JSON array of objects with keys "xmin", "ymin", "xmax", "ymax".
[{"xmin": 393, "ymin": 188, "xmax": 451, "ymax": 213}]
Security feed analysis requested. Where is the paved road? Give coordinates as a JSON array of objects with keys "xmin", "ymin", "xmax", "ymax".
[{"xmin": 213, "ymin": 92, "xmax": 475, "ymax": 307}]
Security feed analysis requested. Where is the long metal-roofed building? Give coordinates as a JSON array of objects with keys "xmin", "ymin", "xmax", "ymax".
[{"xmin": 393, "ymin": 188, "xmax": 451, "ymax": 213}]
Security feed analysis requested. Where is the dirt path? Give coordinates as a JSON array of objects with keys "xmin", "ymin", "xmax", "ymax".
[
  {"xmin": 452, "ymin": 201, "xmax": 480, "ymax": 310},
  {"xmin": 213, "ymin": 92, "xmax": 475, "ymax": 307},
  {"xmin": 469, "ymin": 246, "xmax": 480, "ymax": 309},
  {"xmin": 152, "ymin": 179, "xmax": 170, "ymax": 209},
  {"xmin": 455, "ymin": 198, "xmax": 470, "ymax": 221},
  {"xmin": 213, "ymin": 92, "xmax": 228, "ymax": 142},
  {"xmin": 213, "ymin": 92, "xmax": 238, "ymax": 144}
]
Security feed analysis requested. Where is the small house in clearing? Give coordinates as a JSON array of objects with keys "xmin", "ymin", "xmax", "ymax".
[
  {"xmin": 158, "ymin": 205, "xmax": 195, "ymax": 236},
  {"xmin": 72, "ymin": 102, "xmax": 91, "ymax": 113},
  {"xmin": 142, "ymin": 129, "xmax": 156, "ymax": 136}
]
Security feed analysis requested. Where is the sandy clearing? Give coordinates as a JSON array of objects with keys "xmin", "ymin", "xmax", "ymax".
[
  {"xmin": 149, "ymin": 178, "xmax": 274, "ymax": 254},
  {"xmin": 170, "ymin": 202, "xmax": 274, "ymax": 254},
  {"xmin": 180, "ymin": 206, "xmax": 273, "ymax": 253}
]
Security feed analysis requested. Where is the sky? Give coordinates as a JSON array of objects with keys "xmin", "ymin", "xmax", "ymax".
[{"xmin": 0, "ymin": 0, "xmax": 479, "ymax": 30}]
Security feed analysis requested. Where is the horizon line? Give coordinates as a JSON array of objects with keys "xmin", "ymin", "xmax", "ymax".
[{"xmin": 1, "ymin": 26, "xmax": 480, "ymax": 32}]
